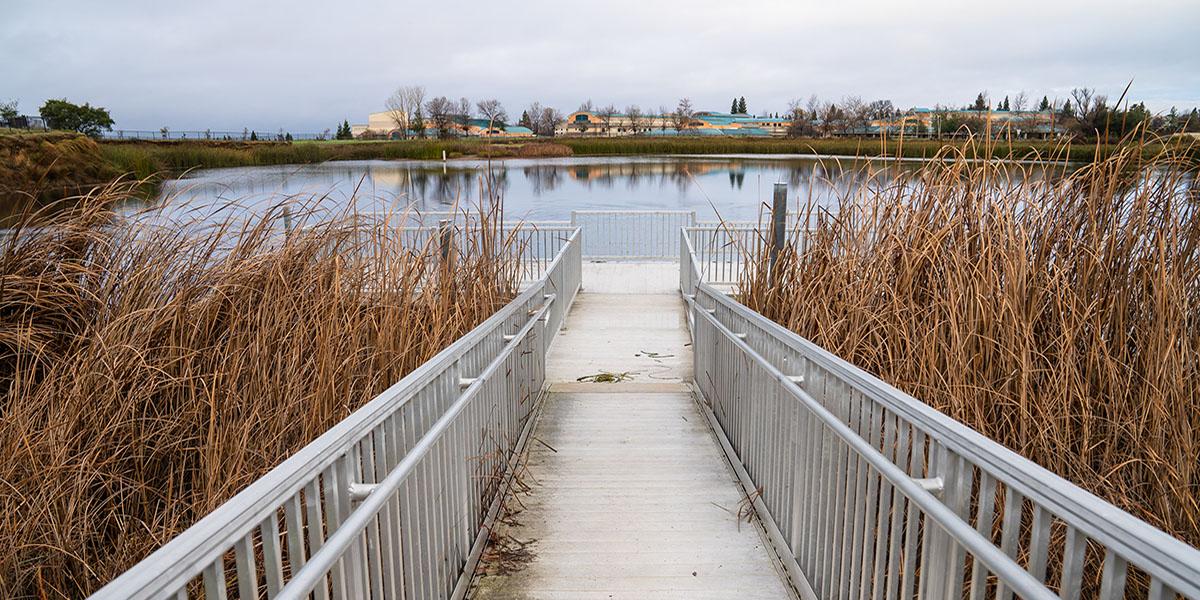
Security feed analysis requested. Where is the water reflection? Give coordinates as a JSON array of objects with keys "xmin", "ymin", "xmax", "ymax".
[{"xmin": 154, "ymin": 156, "xmax": 954, "ymax": 222}]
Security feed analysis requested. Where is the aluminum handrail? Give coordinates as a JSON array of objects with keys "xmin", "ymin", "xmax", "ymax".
[
  {"xmin": 89, "ymin": 226, "xmax": 582, "ymax": 600},
  {"xmin": 690, "ymin": 301, "xmax": 1058, "ymax": 600},
  {"xmin": 681, "ymin": 225, "xmax": 1200, "ymax": 599},
  {"xmin": 276, "ymin": 296, "xmax": 554, "ymax": 599},
  {"xmin": 571, "ymin": 210, "xmax": 696, "ymax": 259}
]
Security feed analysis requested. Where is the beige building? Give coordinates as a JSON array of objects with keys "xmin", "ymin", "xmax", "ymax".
[
  {"xmin": 351, "ymin": 111, "xmax": 533, "ymax": 139},
  {"xmin": 554, "ymin": 110, "xmax": 789, "ymax": 137}
]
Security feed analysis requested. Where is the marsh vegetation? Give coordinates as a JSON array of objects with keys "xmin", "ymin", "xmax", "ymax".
[
  {"xmin": 739, "ymin": 137, "xmax": 1200, "ymax": 589},
  {"xmin": 0, "ymin": 183, "xmax": 521, "ymax": 597}
]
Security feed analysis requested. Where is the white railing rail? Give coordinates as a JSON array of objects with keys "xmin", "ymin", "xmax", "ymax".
[
  {"xmin": 89, "ymin": 227, "xmax": 582, "ymax": 600},
  {"xmin": 680, "ymin": 227, "xmax": 1200, "ymax": 600},
  {"xmin": 571, "ymin": 210, "xmax": 696, "ymax": 259}
]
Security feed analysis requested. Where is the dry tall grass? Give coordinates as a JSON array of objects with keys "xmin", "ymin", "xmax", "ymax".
[
  {"xmin": 741, "ymin": 138, "xmax": 1200, "ymax": 554},
  {"xmin": 0, "ymin": 182, "xmax": 520, "ymax": 598}
]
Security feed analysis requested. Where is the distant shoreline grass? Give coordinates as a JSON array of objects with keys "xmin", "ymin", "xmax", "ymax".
[
  {"xmin": 4, "ymin": 130, "xmax": 1196, "ymax": 212},
  {"xmin": 97, "ymin": 135, "xmax": 1196, "ymax": 183}
]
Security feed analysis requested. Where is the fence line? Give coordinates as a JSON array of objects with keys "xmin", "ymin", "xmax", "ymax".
[{"xmin": 101, "ymin": 129, "xmax": 336, "ymax": 141}]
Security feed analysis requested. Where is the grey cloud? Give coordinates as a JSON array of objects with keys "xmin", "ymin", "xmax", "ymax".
[{"xmin": 2, "ymin": 0, "xmax": 1197, "ymax": 131}]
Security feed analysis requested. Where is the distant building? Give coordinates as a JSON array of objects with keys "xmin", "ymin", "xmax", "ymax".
[
  {"xmin": 351, "ymin": 111, "xmax": 533, "ymax": 139},
  {"xmin": 871, "ymin": 108, "xmax": 1061, "ymax": 139},
  {"xmin": 554, "ymin": 110, "xmax": 789, "ymax": 137}
]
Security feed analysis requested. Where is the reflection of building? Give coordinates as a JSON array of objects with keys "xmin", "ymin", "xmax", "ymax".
[
  {"xmin": 351, "ymin": 111, "xmax": 534, "ymax": 139},
  {"xmin": 562, "ymin": 161, "xmax": 732, "ymax": 182},
  {"xmin": 555, "ymin": 111, "xmax": 789, "ymax": 137}
]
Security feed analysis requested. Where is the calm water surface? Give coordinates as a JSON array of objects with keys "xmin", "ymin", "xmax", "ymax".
[{"xmin": 155, "ymin": 156, "xmax": 929, "ymax": 222}]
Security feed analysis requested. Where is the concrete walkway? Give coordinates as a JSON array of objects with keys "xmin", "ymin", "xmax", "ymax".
[{"xmin": 469, "ymin": 263, "xmax": 793, "ymax": 599}]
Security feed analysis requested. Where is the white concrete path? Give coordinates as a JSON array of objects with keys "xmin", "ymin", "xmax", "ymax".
[{"xmin": 469, "ymin": 263, "xmax": 793, "ymax": 600}]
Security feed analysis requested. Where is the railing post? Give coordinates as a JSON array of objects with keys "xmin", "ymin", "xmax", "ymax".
[{"xmin": 769, "ymin": 183, "xmax": 787, "ymax": 279}]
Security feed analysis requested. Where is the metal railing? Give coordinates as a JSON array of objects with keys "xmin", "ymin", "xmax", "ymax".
[
  {"xmin": 570, "ymin": 210, "xmax": 696, "ymax": 259},
  {"xmin": 323, "ymin": 220, "xmax": 577, "ymax": 283},
  {"xmin": 89, "ymin": 228, "xmax": 582, "ymax": 600},
  {"xmin": 680, "ymin": 228, "xmax": 1200, "ymax": 600},
  {"xmin": 684, "ymin": 225, "xmax": 815, "ymax": 286}
]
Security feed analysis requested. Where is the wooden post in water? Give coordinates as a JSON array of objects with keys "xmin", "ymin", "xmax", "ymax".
[{"xmin": 769, "ymin": 183, "xmax": 787, "ymax": 279}]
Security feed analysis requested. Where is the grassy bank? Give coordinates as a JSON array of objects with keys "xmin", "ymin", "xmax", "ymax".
[
  {"xmin": 738, "ymin": 140, "xmax": 1199, "ymax": 591},
  {"xmin": 0, "ymin": 132, "xmax": 122, "ymax": 219},
  {"xmin": 556, "ymin": 135, "xmax": 1129, "ymax": 161},
  {"xmin": 98, "ymin": 137, "xmax": 573, "ymax": 180},
  {"xmin": 0, "ymin": 186, "xmax": 520, "ymax": 597},
  {"xmin": 96, "ymin": 135, "xmax": 1195, "ymax": 183},
  {"xmin": 6, "ymin": 131, "xmax": 1194, "ymax": 215}
]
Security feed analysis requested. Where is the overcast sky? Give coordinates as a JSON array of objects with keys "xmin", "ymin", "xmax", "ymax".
[{"xmin": 4, "ymin": 0, "xmax": 1198, "ymax": 132}]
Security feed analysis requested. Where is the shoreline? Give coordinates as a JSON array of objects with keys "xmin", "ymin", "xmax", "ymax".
[{"xmin": 3, "ymin": 132, "xmax": 1196, "ymax": 214}]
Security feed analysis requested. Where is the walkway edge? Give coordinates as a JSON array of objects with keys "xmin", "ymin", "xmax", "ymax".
[
  {"xmin": 453, "ymin": 381, "xmax": 552, "ymax": 600},
  {"xmin": 691, "ymin": 381, "xmax": 817, "ymax": 600}
]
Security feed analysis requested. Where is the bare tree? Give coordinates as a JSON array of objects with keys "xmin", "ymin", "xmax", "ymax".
[
  {"xmin": 476, "ymin": 99, "xmax": 507, "ymax": 134},
  {"xmin": 673, "ymin": 98, "xmax": 695, "ymax": 133},
  {"xmin": 820, "ymin": 102, "xmax": 842, "ymax": 136},
  {"xmin": 625, "ymin": 105, "xmax": 644, "ymax": 135},
  {"xmin": 525, "ymin": 101, "xmax": 544, "ymax": 133},
  {"xmin": 386, "ymin": 85, "xmax": 426, "ymax": 138},
  {"xmin": 539, "ymin": 106, "xmax": 564, "ymax": 136},
  {"xmin": 657, "ymin": 106, "xmax": 671, "ymax": 133},
  {"xmin": 577, "ymin": 99, "xmax": 595, "ymax": 113},
  {"xmin": 866, "ymin": 99, "xmax": 896, "ymax": 121},
  {"xmin": 842, "ymin": 95, "xmax": 868, "ymax": 133},
  {"xmin": 806, "ymin": 94, "xmax": 821, "ymax": 118},
  {"xmin": 786, "ymin": 99, "xmax": 812, "ymax": 138},
  {"xmin": 596, "ymin": 104, "xmax": 618, "ymax": 136},
  {"xmin": 1012, "ymin": 91, "xmax": 1029, "ymax": 112},
  {"xmin": 425, "ymin": 96, "xmax": 456, "ymax": 138},
  {"xmin": 1070, "ymin": 88, "xmax": 1095, "ymax": 118}
]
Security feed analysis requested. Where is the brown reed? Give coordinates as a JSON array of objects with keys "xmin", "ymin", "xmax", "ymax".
[
  {"xmin": 0, "ymin": 180, "xmax": 520, "ymax": 598},
  {"xmin": 739, "ymin": 135, "xmax": 1200, "ymax": 581}
]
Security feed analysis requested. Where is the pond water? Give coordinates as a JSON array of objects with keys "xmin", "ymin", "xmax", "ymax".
[{"xmin": 154, "ymin": 155, "xmax": 931, "ymax": 223}]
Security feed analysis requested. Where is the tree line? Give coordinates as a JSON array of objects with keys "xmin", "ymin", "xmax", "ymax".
[
  {"xmin": 379, "ymin": 86, "xmax": 568, "ymax": 139},
  {"xmin": 7, "ymin": 86, "xmax": 1198, "ymax": 142}
]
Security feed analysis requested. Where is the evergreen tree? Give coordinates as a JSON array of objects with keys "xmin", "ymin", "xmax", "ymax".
[
  {"xmin": 1000, "ymin": 96, "xmax": 1010, "ymax": 111},
  {"xmin": 737, "ymin": 96, "xmax": 747, "ymax": 114},
  {"xmin": 972, "ymin": 92, "xmax": 988, "ymax": 111},
  {"xmin": 518, "ymin": 110, "xmax": 533, "ymax": 130},
  {"xmin": 285, "ymin": 132, "xmax": 293, "ymax": 142},
  {"xmin": 731, "ymin": 98, "xmax": 738, "ymax": 113},
  {"xmin": 1039, "ymin": 96, "xmax": 1051, "ymax": 111}
]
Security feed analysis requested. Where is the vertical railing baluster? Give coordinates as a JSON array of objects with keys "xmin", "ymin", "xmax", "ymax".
[{"xmin": 235, "ymin": 533, "xmax": 258, "ymax": 600}]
